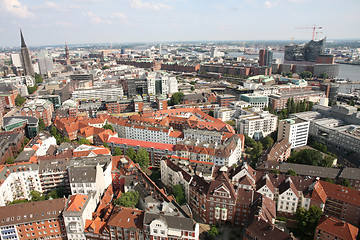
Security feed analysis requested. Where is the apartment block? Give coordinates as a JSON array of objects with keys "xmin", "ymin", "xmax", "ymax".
[
  {"xmin": 236, "ymin": 109, "xmax": 278, "ymax": 140},
  {"xmin": 0, "ymin": 163, "xmax": 42, "ymax": 206},
  {"xmin": 0, "ymin": 199, "xmax": 67, "ymax": 240},
  {"xmin": 278, "ymin": 118, "xmax": 310, "ymax": 149},
  {"xmin": 314, "ymin": 215, "xmax": 358, "ymax": 240},
  {"xmin": 21, "ymin": 99, "xmax": 54, "ymax": 127}
]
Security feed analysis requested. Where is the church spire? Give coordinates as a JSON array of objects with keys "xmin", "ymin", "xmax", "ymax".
[{"xmin": 20, "ymin": 29, "xmax": 26, "ymax": 48}]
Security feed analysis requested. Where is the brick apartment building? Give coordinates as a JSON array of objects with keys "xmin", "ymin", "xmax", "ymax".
[
  {"xmin": 21, "ymin": 99, "xmax": 54, "ymax": 126},
  {"xmin": 0, "ymin": 199, "xmax": 67, "ymax": 240}
]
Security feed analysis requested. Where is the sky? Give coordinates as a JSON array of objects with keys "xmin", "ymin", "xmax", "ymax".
[{"xmin": 0, "ymin": 0, "xmax": 359, "ymax": 47}]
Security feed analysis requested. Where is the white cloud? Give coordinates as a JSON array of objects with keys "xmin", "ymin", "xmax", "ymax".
[
  {"xmin": 129, "ymin": 0, "xmax": 172, "ymax": 10},
  {"xmin": 111, "ymin": 12, "xmax": 128, "ymax": 20},
  {"xmin": 0, "ymin": 0, "xmax": 34, "ymax": 18},
  {"xmin": 86, "ymin": 11, "xmax": 112, "ymax": 24},
  {"xmin": 265, "ymin": 0, "xmax": 277, "ymax": 8}
]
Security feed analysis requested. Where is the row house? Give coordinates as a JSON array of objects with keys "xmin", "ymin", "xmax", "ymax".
[
  {"xmin": 0, "ymin": 163, "xmax": 42, "ymax": 206},
  {"xmin": 68, "ymin": 156, "xmax": 112, "ymax": 204},
  {"xmin": 143, "ymin": 212, "xmax": 199, "ymax": 240},
  {"xmin": 107, "ymin": 207, "xmax": 144, "ymax": 240},
  {"xmin": 37, "ymin": 150, "xmax": 72, "ymax": 194},
  {"xmin": 111, "ymin": 156, "xmax": 138, "ymax": 192},
  {"xmin": 0, "ymin": 131, "xmax": 25, "ymax": 165},
  {"xmin": 0, "ymin": 82, "xmax": 18, "ymax": 109},
  {"xmin": 108, "ymin": 137, "xmax": 176, "ymax": 166},
  {"xmin": 0, "ymin": 199, "xmax": 67, "ymax": 240},
  {"xmin": 314, "ymin": 215, "xmax": 359, "ymax": 240},
  {"xmin": 63, "ymin": 194, "xmax": 97, "ymax": 240},
  {"xmin": 310, "ymin": 180, "xmax": 360, "ymax": 226},
  {"xmin": 175, "ymin": 134, "xmax": 242, "ymax": 167}
]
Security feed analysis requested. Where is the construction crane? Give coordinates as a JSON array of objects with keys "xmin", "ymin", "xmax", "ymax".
[{"xmin": 295, "ymin": 24, "xmax": 323, "ymax": 41}]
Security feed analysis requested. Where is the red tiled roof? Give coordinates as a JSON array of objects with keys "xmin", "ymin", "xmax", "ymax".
[
  {"xmin": 66, "ymin": 195, "xmax": 88, "ymax": 212},
  {"xmin": 317, "ymin": 215, "xmax": 359, "ymax": 240},
  {"xmin": 107, "ymin": 207, "xmax": 144, "ymax": 230},
  {"xmin": 319, "ymin": 180, "xmax": 360, "ymax": 207},
  {"xmin": 108, "ymin": 137, "xmax": 176, "ymax": 151}
]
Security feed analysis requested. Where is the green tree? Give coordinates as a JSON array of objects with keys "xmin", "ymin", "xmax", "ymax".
[
  {"xmin": 172, "ymin": 184, "xmax": 186, "ymax": 205},
  {"xmin": 306, "ymin": 101, "xmax": 314, "ymax": 111},
  {"xmin": 50, "ymin": 126, "xmax": 57, "ymax": 136},
  {"xmin": 27, "ymin": 85, "xmax": 38, "ymax": 94},
  {"xmin": 9, "ymin": 199, "xmax": 29, "ymax": 205},
  {"xmin": 287, "ymin": 169, "xmax": 297, "ymax": 176},
  {"xmin": 341, "ymin": 178, "xmax": 352, "ymax": 188},
  {"xmin": 288, "ymin": 149, "xmax": 328, "ymax": 166},
  {"xmin": 30, "ymin": 190, "xmax": 46, "ymax": 202},
  {"xmin": 289, "ymin": 97, "xmax": 296, "ymax": 114},
  {"xmin": 190, "ymin": 86, "xmax": 195, "ymax": 91},
  {"xmin": 126, "ymin": 147, "xmax": 136, "ymax": 160},
  {"xmin": 78, "ymin": 138, "xmax": 92, "ymax": 145},
  {"xmin": 300, "ymin": 71, "xmax": 312, "ymax": 79},
  {"xmin": 15, "ymin": 94, "xmax": 26, "ymax": 106},
  {"xmin": 324, "ymin": 177, "xmax": 334, "ymax": 184},
  {"xmin": 62, "ymin": 137, "xmax": 71, "ymax": 143},
  {"xmin": 35, "ymin": 73, "xmax": 43, "ymax": 84},
  {"xmin": 261, "ymin": 136, "xmax": 274, "ymax": 150},
  {"xmin": 6, "ymin": 157, "xmax": 14, "ymax": 164},
  {"xmin": 169, "ymin": 92, "xmax": 184, "ymax": 106},
  {"xmin": 103, "ymin": 142, "xmax": 110, "ymax": 149},
  {"xmin": 23, "ymin": 137, "xmax": 30, "ymax": 147},
  {"xmin": 250, "ymin": 142, "xmax": 263, "ymax": 160},
  {"xmin": 320, "ymin": 156, "xmax": 334, "ymax": 168},
  {"xmin": 149, "ymin": 170, "xmax": 161, "ymax": 182},
  {"xmin": 225, "ymin": 120, "xmax": 235, "ymax": 126},
  {"xmin": 244, "ymin": 134, "xmax": 256, "ymax": 148},
  {"xmin": 286, "ymin": 72, "xmax": 293, "ymax": 78},
  {"xmin": 103, "ymin": 124, "xmax": 114, "ymax": 131},
  {"xmin": 134, "ymin": 148, "xmax": 150, "ymax": 168},
  {"xmin": 113, "ymin": 147, "xmax": 123, "ymax": 156},
  {"xmin": 46, "ymin": 189, "xmax": 58, "ymax": 200},
  {"xmin": 295, "ymin": 206, "xmax": 323, "ymax": 239},
  {"xmin": 208, "ymin": 225, "xmax": 219, "ymax": 237},
  {"xmin": 114, "ymin": 191, "xmax": 139, "ymax": 207},
  {"xmin": 319, "ymin": 73, "xmax": 328, "ymax": 79},
  {"xmin": 38, "ymin": 118, "xmax": 46, "ymax": 131}
]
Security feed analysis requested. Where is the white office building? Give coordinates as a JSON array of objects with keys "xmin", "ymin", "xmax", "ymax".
[
  {"xmin": 278, "ymin": 118, "xmax": 310, "ymax": 149},
  {"xmin": 237, "ymin": 110, "xmax": 278, "ymax": 140}
]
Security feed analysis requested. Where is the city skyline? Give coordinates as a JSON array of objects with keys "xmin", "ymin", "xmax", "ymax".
[{"xmin": 0, "ymin": 0, "xmax": 360, "ymax": 47}]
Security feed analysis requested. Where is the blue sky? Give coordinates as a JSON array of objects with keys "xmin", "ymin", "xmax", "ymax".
[{"xmin": 0, "ymin": 0, "xmax": 359, "ymax": 47}]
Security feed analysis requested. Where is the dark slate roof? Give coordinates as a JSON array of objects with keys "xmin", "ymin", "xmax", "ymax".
[
  {"xmin": 0, "ymin": 83, "xmax": 17, "ymax": 94},
  {"xmin": 69, "ymin": 166, "xmax": 96, "ymax": 183},
  {"xmin": 338, "ymin": 167, "xmax": 360, "ymax": 181},
  {"xmin": 279, "ymin": 162, "xmax": 340, "ymax": 179},
  {"xmin": 143, "ymin": 212, "xmax": 195, "ymax": 231},
  {"xmin": 246, "ymin": 219, "xmax": 293, "ymax": 240}
]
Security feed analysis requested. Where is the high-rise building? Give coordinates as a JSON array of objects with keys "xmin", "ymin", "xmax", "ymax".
[
  {"xmin": 259, "ymin": 49, "xmax": 273, "ymax": 66},
  {"xmin": 19, "ymin": 29, "xmax": 34, "ymax": 76},
  {"xmin": 10, "ymin": 53, "xmax": 22, "ymax": 67},
  {"xmin": 277, "ymin": 118, "xmax": 310, "ymax": 149}
]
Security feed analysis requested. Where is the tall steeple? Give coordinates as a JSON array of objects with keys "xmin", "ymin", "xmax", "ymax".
[
  {"xmin": 19, "ymin": 29, "xmax": 34, "ymax": 76},
  {"xmin": 65, "ymin": 42, "xmax": 71, "ymax": 65},
  {"xmin": 20, "ymin": 29, "xmax": 26, "ymax": 47}
]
